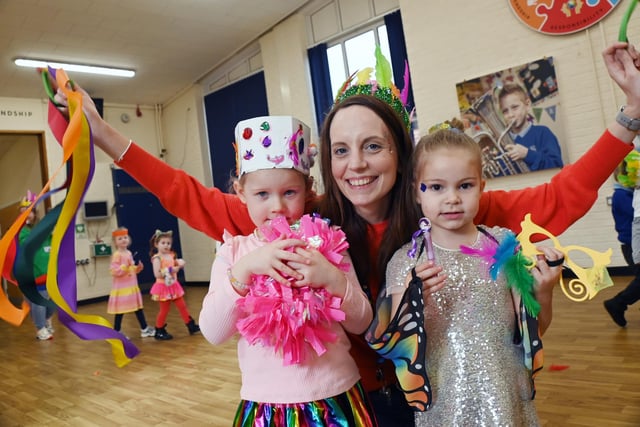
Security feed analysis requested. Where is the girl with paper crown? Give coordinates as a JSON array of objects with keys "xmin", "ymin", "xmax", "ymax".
[
  {"xmin": 52, "ymin": 41, "xmax": 640, "ymax": 426},
  {"xmin": 200, "ymin": 115, "xmax": 375, "ymax": 426}
]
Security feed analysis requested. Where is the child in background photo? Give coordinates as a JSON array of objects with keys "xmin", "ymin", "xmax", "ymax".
[
  {"xmin": 377, "ymin": 120, "xmax": 564, "ymax": 426},
  {"xmin": 199, "ymin": 116, "xmax": 376, "ymax": 426},
  {"xmin": 108, "ymin": 227, "xmax": 155, "ymax": 338},
  {"xmin": 149, "ymin": 230, "xmax": 200, "ymax": 340},
  {"xmin": 497, "ymin": 82, "xmax": 563, "ymax": 171}
]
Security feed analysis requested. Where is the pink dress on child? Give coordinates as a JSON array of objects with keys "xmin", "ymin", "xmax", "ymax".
[
  {"xmin": 108, "ymin": 250, "xmax": 144, "ymax": 314},
  {"xmin": 149, "ymin": 253, "xmax": 185, "ymax": 301}
]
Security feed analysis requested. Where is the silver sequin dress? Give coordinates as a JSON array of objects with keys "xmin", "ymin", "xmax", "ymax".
[{"xmin": 385, "ymin": 226, "xmax": 539, "ymax": 427}]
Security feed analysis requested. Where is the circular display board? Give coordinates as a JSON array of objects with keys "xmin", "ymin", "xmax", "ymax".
[{"xmin": 509, "ymin": 0, "xmax": 621, "ymax": 35}]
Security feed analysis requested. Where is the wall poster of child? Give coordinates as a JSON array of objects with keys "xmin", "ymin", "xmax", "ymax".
[{"xmin": 456, "ymin": 57, "xmax": 565, "ymax": 179}]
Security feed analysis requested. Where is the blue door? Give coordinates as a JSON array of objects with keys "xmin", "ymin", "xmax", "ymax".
[
  {"xmin": 204, "ymin": 71, "xmax": 269, "ymax": 191},
  {"xmin": 111, "ymin": 169, "xmax": 183, "ymax": 290}
]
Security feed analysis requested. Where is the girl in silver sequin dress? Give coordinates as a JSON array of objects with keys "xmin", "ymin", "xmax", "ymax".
[{"xmin": 383, "ymin": 123, "xmax": 565, "ymax": 426}]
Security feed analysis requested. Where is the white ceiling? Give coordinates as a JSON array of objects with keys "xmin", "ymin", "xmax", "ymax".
[{"xmin": 0, "ymin": 0, "xmax": 311, "ymax": 106}]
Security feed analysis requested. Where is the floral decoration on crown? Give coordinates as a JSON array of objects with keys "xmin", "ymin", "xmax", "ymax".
[{"xmin": 334, "ymin": 46, "xmax": 412, "ymax": 131}]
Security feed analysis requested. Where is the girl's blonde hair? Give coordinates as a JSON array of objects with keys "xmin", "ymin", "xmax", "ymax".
[{"xmin": 413, "ymin": 118, "xmax": 483, "ymax": 183}]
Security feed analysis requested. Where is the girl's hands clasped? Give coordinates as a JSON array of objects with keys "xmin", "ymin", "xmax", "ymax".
[
  {"xmin": 231, "ymin": 238, "xmax": 307, "ymax": 286},
  {"xmin": 288, "ymin": 247, "xmax": 348, "ymax": 298}
]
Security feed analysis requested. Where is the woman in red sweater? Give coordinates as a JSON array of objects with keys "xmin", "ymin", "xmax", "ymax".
[{"xmin": 55, "ymin": 41, "xmax": 640, "ymax": 426}]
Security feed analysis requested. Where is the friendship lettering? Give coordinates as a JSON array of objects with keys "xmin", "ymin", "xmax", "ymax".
[{"xmin": 0, "ymin": 110, "xmax": 33, "ymax": 117}]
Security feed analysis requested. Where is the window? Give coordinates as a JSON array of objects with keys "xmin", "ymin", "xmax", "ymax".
[
  {"xmin": 326, "ymin": 24, "xmax": 393, "ymax": 97},
  {"xmin": 307, "ymin": 11, "xmax": 416, "ymax": 134}
]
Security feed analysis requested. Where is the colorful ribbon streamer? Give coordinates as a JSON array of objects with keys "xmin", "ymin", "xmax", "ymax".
[{"xmin": 0, "ymin": 68, "xmax": 139, "ymax": 367}]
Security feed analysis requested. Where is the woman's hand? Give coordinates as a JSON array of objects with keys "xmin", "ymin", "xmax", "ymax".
[
  {"xmin": 50, "ymin": 77, "xmax": 102, "ymax": 127},
  {"xmin": 603, "ymin": 41, "xmax": 640, "ymax": 117},
  {"xmin": 49, "ymin": 73, "xmax": 131, "ymax": 159}
]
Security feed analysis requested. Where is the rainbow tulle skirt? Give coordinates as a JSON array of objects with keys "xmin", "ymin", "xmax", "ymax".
[{"xmin": 232, "ymin": 382, "xmax": 376, "ymax": 426}]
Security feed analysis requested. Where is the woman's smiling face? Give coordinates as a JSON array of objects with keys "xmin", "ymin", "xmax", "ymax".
[{"xmin": 329, "ymin": 105, "xmax": 399, "ymax": 224}]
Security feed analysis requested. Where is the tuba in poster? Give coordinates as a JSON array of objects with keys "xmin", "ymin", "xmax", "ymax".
[{"xmin": 468, "ymin": 91, "xmax": 529, "ymax": 178}]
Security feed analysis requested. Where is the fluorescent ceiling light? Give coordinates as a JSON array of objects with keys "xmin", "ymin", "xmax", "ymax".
[{"xmin": 14, "ymin": 58, "xmax": 135, "ymax": 78}]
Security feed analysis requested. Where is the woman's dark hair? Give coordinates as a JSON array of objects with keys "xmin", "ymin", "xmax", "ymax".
[{"xmin": 317, "ymin": 94, "xmax": 420, "ymax": 287}]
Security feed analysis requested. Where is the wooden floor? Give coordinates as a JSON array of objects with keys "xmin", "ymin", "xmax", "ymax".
[{"xmin": 0, "ymin": 278, "xmax": 639, "ymax": 426}]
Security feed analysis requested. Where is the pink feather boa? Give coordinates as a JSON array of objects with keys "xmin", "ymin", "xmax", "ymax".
[{"xmin": 235, "ymin": 214, "xmax": 349, "ymax": 365}]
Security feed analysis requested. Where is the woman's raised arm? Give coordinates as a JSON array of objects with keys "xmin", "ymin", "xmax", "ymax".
[{"xmin": 477, "ymin": 41, "xmax": 640, "ymax": 235}]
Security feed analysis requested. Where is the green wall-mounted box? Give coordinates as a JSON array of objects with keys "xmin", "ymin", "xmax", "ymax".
[{"xmin": 92, "ymin": 243, "xmax": 112, "ymax": 257}]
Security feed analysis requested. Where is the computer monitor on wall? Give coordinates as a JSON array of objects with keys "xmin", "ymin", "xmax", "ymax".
[{"xmin": 82, "ymin": 201, "xmax": 110, "ymax": 221}]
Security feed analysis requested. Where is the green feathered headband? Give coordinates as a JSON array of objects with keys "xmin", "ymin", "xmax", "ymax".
[{"xmin": 334, "ymin": 46, "xmax": 412, "ymax": 131}]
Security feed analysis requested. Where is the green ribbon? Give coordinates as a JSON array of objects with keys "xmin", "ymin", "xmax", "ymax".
[{"xmin": 619, "ymin": 0, "xmax": 638, "ymax": 42}]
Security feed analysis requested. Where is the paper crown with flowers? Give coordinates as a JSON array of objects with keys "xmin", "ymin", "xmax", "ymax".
[
  {"xmin": 18, "ymin": 190, "xmax": 36, "ymax": 208},
  {"xmin": 234, "ymin": 116, "xmax": 317, "ymax": 176},
  {"xmin": 334, "ymin": 45, "xmax": 412, "ymax": 131}
]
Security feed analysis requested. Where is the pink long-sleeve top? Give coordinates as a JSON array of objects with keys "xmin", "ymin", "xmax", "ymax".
[{"xmin": 199, "ymin": 232, "xmax": 373, "ymax": 404}]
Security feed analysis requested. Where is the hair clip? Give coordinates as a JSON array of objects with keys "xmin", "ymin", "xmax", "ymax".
[
  {"xmin": 428, "ymin": 121, "xmax": 462, "ymax": 134},
  {"xmin": 153, "ymin": 229, "xmax": 172, "ymax": 240}
]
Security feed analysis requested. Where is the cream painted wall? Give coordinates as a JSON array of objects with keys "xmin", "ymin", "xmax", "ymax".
[
  {"xmin": 399, "ymin": 0, "xmax": 633, "ymax": 267},
  {"xmin": 160, "ymin": 85, "xmax": 217, "ymax": 283},
  {"xmin": 0, "ymin": 134, "xmax": 43, "ymax": 210},
  {"xmin": 0, "ymin": 98, "xmax": 64, "ymax": 199},
  {"xmin": 1, "ymin": 0, "xmax": 634, "ymax": 304},
  {"xmin": 259, "ymin": 14, "xmax": 322, "ymax": 190}
]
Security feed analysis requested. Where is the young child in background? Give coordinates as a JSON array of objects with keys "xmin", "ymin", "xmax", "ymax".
[
  {"xmin": 149, "ymin": 230, "xmax": 199, "ymax": 340},
  {"xmin": 377, "ymin": 120, "xmax": 564, "ymax": 425},
  {"xmin": 108, "ymin": 227, "xmax": 154, "ymax": 338},
  {"xmin": 199, "ymin": 116, "xmax": 375, "ymax": 426},
  {"xmin": 604, "ymin": 148, "xmax": 640, "ymax": 327},
  {"xmin": 497, "ymin": 83, "xmax": 563, "ymax": 171},
  {"xmin": 17, "ymin": 192, "xmax": 56, "ymax": 341}
]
